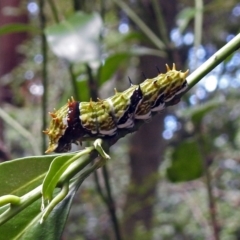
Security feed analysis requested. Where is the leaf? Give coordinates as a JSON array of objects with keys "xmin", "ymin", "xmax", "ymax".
[
  {"xmin": 0, "ymin": 23, "xmax": 38, "ymax": 36},
  {"xmin": 99, "ymin": 53, "xmax": 131, "ymax": 86},
  {"xmin": 0, "ymin": 155, "xmax": 57, "ymax": 196},
  {"xmin": 176, "ymin": 7, "xmax": 197, "ymax": 33},
  {"xmin": 166, "ymin": 139, "xmax": 204, "ymax": 182},
  {"xmin": 0, "ymin": 187, "xmax": 76, "ymax": 240},
  {"xmin": 42, "ymin": 153, "xmax": 76, "ymax": 202},
  {"xmin": 45, "ymin": 12, "xmax": 103, "ymax": 63},
  {"xmin": 179, "ymin": 99, "xmax": 223, "ymax": 126},
  {"xmin": 76, "ymin": 77, "xmax": 89, "ymax": 101},
  {"xmin": 0, "ymin": 155, "xmax": 58, "ymax": 238}
]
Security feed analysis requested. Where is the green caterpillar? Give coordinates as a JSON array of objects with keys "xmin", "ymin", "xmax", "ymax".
[{"xmin": 44, "ymin": 64, "xmax": 189, "ymax": 153}]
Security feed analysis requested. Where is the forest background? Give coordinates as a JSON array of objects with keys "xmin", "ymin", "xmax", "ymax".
[{"xmin": 0, "ymin": 0, "xmax": 240, "ymax": 239}]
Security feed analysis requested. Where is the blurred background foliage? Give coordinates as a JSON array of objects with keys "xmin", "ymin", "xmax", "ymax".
[{"xmin": 0, "ymin": 0, "xmax": 240, "ymax": 239}]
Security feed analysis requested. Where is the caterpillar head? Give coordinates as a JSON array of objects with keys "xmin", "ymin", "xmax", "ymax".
[{"xmin": 44, "ymin": 97, "xmax": 84, "ymax": 153}]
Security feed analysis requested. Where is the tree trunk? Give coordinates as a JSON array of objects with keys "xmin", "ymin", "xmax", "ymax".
[
  {"xmin": 0, "ymin": 0, "xmax": 28, "ymax": 161},
  {"xmin": 123, "ymin": 0, "xmax": 179, "ymax": 237}
]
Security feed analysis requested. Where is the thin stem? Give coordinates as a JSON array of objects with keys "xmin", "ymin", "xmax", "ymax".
[
  {"xmin": 39, "ymin": 0, "xmax": 48, "ymax": 154},
  {"xmin": 102, "ymin": 165, "xmax": 122, "ymax": 240},
  {"xmin": 68, "ymin": 64, "xmax": 80, "ymax": 100},
  {"xmin": 204, "ymin": 162, "xmax": 219, "ymax": 240},
  {"xmin": 187, "ymin": 33, "xmax": 240, "ymax": 89},
  {"xmin": 0, "ymin": 185, "xmax": 42, "ymax": 226},
  {"xmin": 112, "ymin": 0, "xmax": 166, "ymax": 51},
  {"xmin": 196, "ymin": 132, "xmax": 219, "ymax": 240},
  {"xmin": 0, "ymin": 108, "xmax": 40, "ymax": 155},
  {"xmin": 72, "ymin": 0, "xmax": 81, "ymax": 11},
  {"xmin": 48, "ymin": 0, "xmax": 60, "ymax": 23},
  {"xmin": 86, "ymin": 64, "xmax": 98, "ymax": 101},
  {"xmin": 47, "ymin": 1, "xmax": 80, "ymax": 101},
  {"xmin": 0, "ymin": 148, "xmax": 98, "ymax": 225},
  {"xmin": 92, "ymin": 169, "xmax": 108, "ymax": 204},
  {"xmin": 151, "ymin": 0, "xmax": 169, "ymax": 45},
  {"xmin": 193, "ymin": 0, "xmax": 203, "ymax": 69}
]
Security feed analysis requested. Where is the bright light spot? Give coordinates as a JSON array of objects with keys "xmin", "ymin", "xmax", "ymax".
[
  {"xmin": 25, "ymin": 70, "xmax": 34, "ymax": 80},
  {"xmin": 218, "ymin": 76, "xmax": 229, "ymax": 89},
  {"xmin": 34, "ymin": 54, "xmax": 43, "ymax": 64},
  {"xmin": 118, "ymin": 23, "xmax": 129, "ymax": 34},
  {"xmin": 189, "ymin": 95, "xmax": 197, "ymax": 105},
  {"xmin": 196, "ymin": 87, "xmax": 206, "ymax": 100},
  {"xmin": 164, "ymin": 115, "xmax": 178, "ymax": 132},
  {"xmin": 170, "ymin": 28, "xmax": 182, "ymax": 47},
  {"xmin": 29, "ymin": 84, "xmax": 44, "ymax": 96},
  {"xmin": 223, "ymin": 158, "xmax": 237, "ymax": 169},
  {"xmin": 232, "ymin": 4, "xmax": 240, "ymax": 17},
  {"xmin": 183, "ymin": 32, "xmax": 194, "ymax": 45},
  {"xmin": 162, "ymin": 130, "xmax": 173, "ymax": 140},
  {"xmin": 27, "ymin": 2, "xmax": 38, "ymax": 14},
  {"xmin": 204, "ymin": 75, "xmax": 218, "ymax": 92},
  {"xmin": 195, "ymin": 46, "xmax": 206, "ymax": 60},
  {"xmin": 214, "ymin": 134, "xmax": 227, "ymax": 147}
]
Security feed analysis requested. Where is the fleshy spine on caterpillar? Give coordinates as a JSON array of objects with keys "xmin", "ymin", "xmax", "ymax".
[{"xmin": 44, "ymin": 64, "xmax": 189, "ymax": 153}]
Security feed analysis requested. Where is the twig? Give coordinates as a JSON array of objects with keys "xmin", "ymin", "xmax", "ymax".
[
  {"xmin": 48, "ymin": 0, "xmax": 60, "ymax": 23},
  {"xmin": 193, "ymin": 0, "xmax": 203, "ymax": 68},
  {"xmin": 39, "ymin": 0, "xmax": 48, "ymax": 154},
  {"xmin": 112, "ymin": 0, "xmax": 166, "ymax": 52},
  {"xmin": 196, "ymin": 133, "xmax": 220, "ymax": 240},
  {"xmin": 102, "ymin": 165, "xmax": 122, "ymax": 240},
  {"xmin": 187, "ymin": 33, "xmax": 240, "ymax": 89}
]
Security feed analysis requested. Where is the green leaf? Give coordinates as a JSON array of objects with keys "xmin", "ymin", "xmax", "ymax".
[
  {"xmin": 176, "ymin": 7, "xmax": 197, "ymax": 33},
  {"xmin": 45, "ymin": 11, "xmax": 103, "ymax": 63},
  {"xmin": 179, "ymin": 99, "xmax": 223, "ymax": 126},
  {"xmin": 0, "ymin": 23, "xmax": 38, "ymax": 36},
  {"xmin": 76, "ymin": 77, "xmax": 89, "ymax": 101},
  {"xmin": 0, "ymin": 155, "xmax": 59, "ymax": 239},
  {"xmin": 166, "ymin": 139, "xmax": 204, "ymax": 182},
  {"xmin": 0, "ymin": 155, "xmax": 57, "ymax": 196},
  {"xmin": 0, "ymin": 188, "xmax": 76, "ymax": 240},
  {"xmin": 99, "ymin": 53, "xmax": 131, "ymax": 86},
  {"xmin": 42, "ymin": 153, "xmax": 76, "ymax": 202}
]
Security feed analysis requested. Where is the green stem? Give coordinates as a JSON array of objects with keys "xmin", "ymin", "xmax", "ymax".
[
  {"xmin": 112, "ymin": 0, "xmax": 166, "ymax": 51},
  {"xmin": 151, "ymin": 0, "xmax": 169, "ymax": 45},
  {"xmin": 0, "ymin": 186, "xmax": 42, "ymax": 226},
  {"xmin": 187, "ymin": 33, "xmax": 240, "ymax": 89},
  {"xmin": 40, "ymin": 182, "xmax": 69, "ymax": 223},
  {"xmin": 193, "ymin": 0, "xmax": 203, "ymax": 68},
  {"xmin": 47, "ymin": 0, "xmax": 79, "ymax": 102},
  {"xmin": 196, "ymin": 133, "xmax": 220, "ymax": 240},
  {"xmin": 102, "ymin": 165, "xmax": 122, "ymax": 240},
  {"xmin": 48, "ymin": 0, "xmax": 60, "ymax": 23},
  {"xmin": 86, "ymin": 64, "xmax": 98, "ymax": 101},
  {"xmin": 68, "ymin": 64, "xmax": 80, "ymax": 100},
  {"xmin": 39, "ymin": 0, "xmax": 48, "ymax": 154},
  {"xmin": 0, "ymin": 148, "xmax": 98, "ymax": 226}
]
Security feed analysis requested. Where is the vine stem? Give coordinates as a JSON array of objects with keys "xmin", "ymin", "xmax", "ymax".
[
  {"xmin": 112, "ymin": 0, "xmax": 166, "ymax": 52},
  {"xmin": 187, "ymin": 33, "xmax": 240, "ymax": 89},
  {"xmin": 196, "ymin": 133, "xmax": 220, "ymax": 240},
  {"xmin": 193, "ymin": 0, "xmax": 203, "ymax": 68},
  {"xmin": 39, "ymin": 0, "xmax": 48, "ymax": 154},
  {"xmin": 102, "ymin": 165, "xmax": 122, "ymax": 240}
]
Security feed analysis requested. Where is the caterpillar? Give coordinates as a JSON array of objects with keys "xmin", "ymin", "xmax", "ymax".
[{"xmin": 44, "ymin": 64, "xmax": 189, "ymax": 153}]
